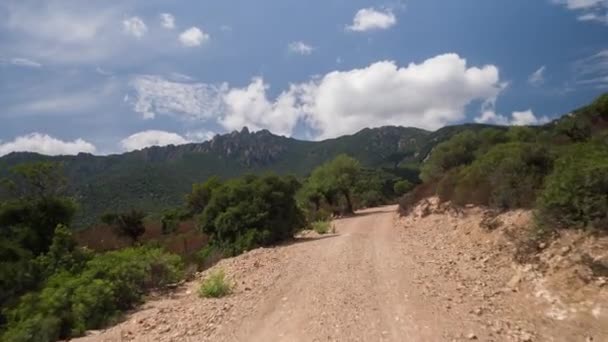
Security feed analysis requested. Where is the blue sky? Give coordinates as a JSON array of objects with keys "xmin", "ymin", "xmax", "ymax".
[{"xmin": 1, "ymin": 0, "xmax": 607, "ymax": 155}]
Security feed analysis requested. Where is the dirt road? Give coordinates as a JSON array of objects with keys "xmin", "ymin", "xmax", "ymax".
[{"xmin": 77, "ymin": 205, "xmax": 607, "ymax": 342}]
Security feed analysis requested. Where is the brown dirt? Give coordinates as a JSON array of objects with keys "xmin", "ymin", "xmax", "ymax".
[{"xmin": 73, "ymin": 202, "xmax": 608, "ymax": 342}]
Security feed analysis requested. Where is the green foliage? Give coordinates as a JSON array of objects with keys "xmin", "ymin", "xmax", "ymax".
[
  {"xmin": 199, "ymin": 269, "xmax": 231, "ymax": 298},
  {"xmin": 506, "ymin": 126, "xmax": 536, "ymax": 143},
  {"xmin": 311, "ymin": 221, "xmax": 330, "ymax": 235},
  {"xmin": 393, "ymin": 180, "xmax": 413, "ymax": 196},
  {"xmin": 420, "ymin": 131, "xmax": 479, "ymax": 182},
  {"xmin": 7, "ymin": 162, "xmax": 67, "ymax": 200},
  {"xmin": 186, "ymin": 177, "xmax": 222, "ymax": 215},
  {"xmin": 555, "ymin": 115, "xmax": 592, "ymax": 142},
  {"xmin": 160, "ymin": 207, "xmax": 189, "ymax": 235},
  {"xmin": 450, "ymin": 143, "xmax": 554, "ymax": 209},
  {"xmin": 101, "ymin": 209, "xmax": 146, "ymax": 245},
  {"xmin": 302, "ymin": 155, "xmax": 361, "ymax": 215},
  {"xmin": 537, "ymin": 143, "xmax": 608, "ymax": 231},
  {"xmin": 0, "ymin": 163, "xmax": 77, "ymax": 325},
  {"xmin": 198, "ymin": 174, "xmax": 305, "ymax": 255},
  {"xmin": 34, "ymin": 225, "xmax": 92, "ymax": 279},
  {"xmin": 1, "ymin": 246, "xmax": 183, "ymax": 340}
]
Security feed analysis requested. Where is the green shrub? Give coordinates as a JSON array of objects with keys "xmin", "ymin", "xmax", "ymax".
[
  {"xmin": 199, "ymin": 269, "xmax": 231, "ymax": 298},
  {"xmin": 356, "ymin": 190, "xmax": 385, "ymax": 208},
  {"xmin": 451, "ymin": 143, "xmax": 553, "ymax": 209},
  {"xmin": 1, "ymin": 246, "xmax": 183, "ymax": 341},
  {"xmin": 537, "ymin": 143, "xmax": 608, "ymax": 231},
  {"xmin": 199, "ymin": 174, "xmax": 305, "ymax": 254},
  {"xmin": 420, "ymin": 131, "xmax": 479, "ymax": 182},
  {"xmin": 393, "ymin": 180, "xmax": 413, "ymax": 196},
  {"xmin": 311, "ymin": 221, "xmax": 330, "ymax": 235}
]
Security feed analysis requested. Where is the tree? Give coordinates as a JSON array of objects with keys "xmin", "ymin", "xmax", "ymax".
[
  {"xmin": 8, "ymin": 162, "xmax": 67, "ymax": 200},
  {"xmin": 101, "ymin": 210, "xmax": 146, "ymax": 245},
  {"xmin": 0, "ymin": 162, "xmax": 75, "ymax": 255},
  {"xmin": 199, "ymin": 174, "xmax": 304, "ymax": 255},
  {"xmin": 186, "ymin": 177, "xmax": 222, "ymax": 215}
]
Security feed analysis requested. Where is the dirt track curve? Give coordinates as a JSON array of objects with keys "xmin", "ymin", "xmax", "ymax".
[{"xmin": 75, "ymin": 205, "xmax": 607, "ymax": 342}]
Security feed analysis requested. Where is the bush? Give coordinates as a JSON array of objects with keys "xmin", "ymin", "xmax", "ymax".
[
  {"xmin": 1, "ymin": 246, "xmax": 183, "ymax": 340},
  {"xmin": 393, "ymin": 180, "xmax": 413, "ymax": 196},
  {"xmin": 451, "ymin": 143, "xmax": 553, "ymax": 209},
  {"xmin": 199, "ymin": 269, "xmax": 231, "ymax": 298},
  {"xmin": 420, "ymin": 131, "xmax": 479, "ymax": 182},
  {"xmin": 537, "ymin": 143, "xmax": 608, "ymax": 231},
  {"xmin": 199, "ymin": 174, "xmax": 305, "ymax": 255},
  {"xmin": 311, "ymin": 221, "xmax": 330, "ymax": 235}
]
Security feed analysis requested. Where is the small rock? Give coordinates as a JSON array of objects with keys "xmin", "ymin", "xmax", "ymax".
[
  {"xmin": 520, "ymin": 332, "xmax": 533, "ymax": 341},
  {"xmin": 560, "ymin": 246, "xmax": 571, "ymax": 256},
  {"xmin": 467, "ymin": 332, "xmax": 478, "ymax": 340},
  {"xmin": 538, "ymin": 242, "xmax": 547, "ymax": 249}
]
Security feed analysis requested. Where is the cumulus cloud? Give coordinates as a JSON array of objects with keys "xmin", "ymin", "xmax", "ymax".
[
  {"xmin": 0, "ymin": 133, "xmax": 96, "ymax": 156},
  {"xmin": 221, "ymin": 78, "xmax": 303, "ymax": 136},
  {"xmin": 129, "ymin": 75, "xmax": 227, "ymax": 120},
  {"xmin": 475, "ymin": 109, "xmax": 550, "ymax": 126},
  {"xmin": 160, "ymin": 13, "xmax": 175, "ymax": 29},
  {"xmin": 299, "ymin": 54, "xmax": 503, "ymax": 138},
  {"xmin": 120, "ymin": 130, "xmax": 189, "ymax": 151},
  {"xmin": 347, "ymin": 8, "xmax": 397, "ymax": 32},
  {"xmin": 179, "ymin": 27, "xmax": 209, "ymax": 47},
  {"xmin": 129, "ymin": 54, "xmax": 504, "ymax": 140},
  {"xmin": 288, "ymin": 41, "xmax": 314, "ymax": 55},
  {"xmin": 528, "ymin": 66, "xmax": 546, "ymax": 86},
  {"xmin": 123, "ymin": 16, "xmax": 147, "ymax": 38}
]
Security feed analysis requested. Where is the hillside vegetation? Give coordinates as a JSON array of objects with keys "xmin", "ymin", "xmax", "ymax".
[
  {"xmin": 0, "ymin": 125, "xmax": 486, "ymax": 228},
  {"xmin": 401, "ymin": 93, "xmax": 608, "ymax": 240},
  {"xmin": 0, "ymin": 147, "xmax": 408, "ymax": 340}
]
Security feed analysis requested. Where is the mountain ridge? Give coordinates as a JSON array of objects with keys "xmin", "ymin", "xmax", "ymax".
[{"xmin": 0, "ymin": 123, "xmax": 499, "ymax": 228}]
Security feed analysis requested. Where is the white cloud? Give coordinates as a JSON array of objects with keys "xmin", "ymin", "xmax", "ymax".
[
  {"xmin": 129, "ymin": 75, "xmax": 227, "ymax": 119},
  {"xmin": 299, "ymin": 54, "xmax": 503, "ymax": 138},
  {"xmin": 0, "ymin": 133, "xmax": 96, "ymax": 156},
  {"xmin": 528, "ymin": 66, "xmax": 546, "ymax": 86},
  {"xmin": 129, "ymin": 54, "xmax": 504, "ymax": 140},
  {"xmin": 288, "ymin": 41, "xmax": 314, "ymax": 55},
  {"xmin": 123, "ymin": 16, "xmax": 147, "ymax": 38},
  {"xmin": 185, "ymin": 130, "xmax": 216, "ymax": 142},
  {"xmin": 574, "ymin": 49, "xmax": 608, "ymax": 87},
  {"xmin": 7, "ymin": 78, "xmax": 121, "ymax": 117},
  {"xmin": 221, "ymin": 78, "xmax": 303, "ymax": 136},
  {"xmin": 179, "ymin": 27, "xmax": 209, "ymax": 47},
  {"xmin": 160, "ymin": 13, "xmax": 175, "ymax": 29},
  {"xmin": 552, "ymin": 0, "xmax": 608, "ymax": 24},
  {"xmin": 1, "ymin": 1, "xmax": 127, "ymax": 64},
  {"xmin": 347, "ymin": 8, "xmax": 397, "ymax": 32},
  {"xmin": 475, "ymin": 109, "xmax": 550, "ymax": 126},
  {"xmin": 120, "ymin": 130, "xmax": 189, "ymax": 151},
  {"xmin": 1, "ymin": 57, "xmax": 42, "ymax": 68}
]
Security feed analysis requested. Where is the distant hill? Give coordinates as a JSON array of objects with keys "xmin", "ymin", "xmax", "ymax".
[{"xmin": 0, "ymin": 124, "xmax": 496, "ymax": 228}]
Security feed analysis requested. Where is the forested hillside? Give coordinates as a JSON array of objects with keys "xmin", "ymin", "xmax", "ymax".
[
  {"xmin": 400, "ymin": 93, "xmax": 608, "ymax": 242},
  {"xmin": 0, "ymin": 125, "xmax": 487, "ymax": 228}
]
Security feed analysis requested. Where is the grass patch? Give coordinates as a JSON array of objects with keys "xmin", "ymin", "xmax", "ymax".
[
  {"xmin": 311, "ymin": 221, "xmax": 331, "ymax": 235},
  {"xmin": 199, "ymin": 269, "xmax": 232, "ymax": 298}
]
